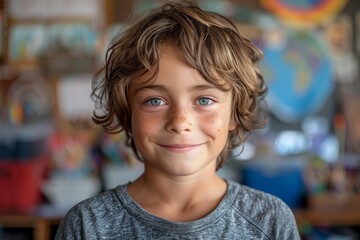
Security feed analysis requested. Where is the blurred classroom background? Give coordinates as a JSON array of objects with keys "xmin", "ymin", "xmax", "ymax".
[{"xmin": 0, "ymin": 0, "xmax": 360, "ymax": 239}]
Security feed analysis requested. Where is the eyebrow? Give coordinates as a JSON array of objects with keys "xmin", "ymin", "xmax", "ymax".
[{"xmin": 134, "ymin": 83, "xmax": 219, "ymax": 93}]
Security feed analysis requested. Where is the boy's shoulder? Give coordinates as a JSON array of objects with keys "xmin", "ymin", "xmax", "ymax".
[
  {"xmin": 63, "ymin": 184, "xmax": 127, "ymax": 222},
  {"xmin": 227, "ymin": 181, "xmax": 298, "ymax": 238},
  {"xmin": 230, "ymin": 181, "xmax": 290, "ymax": 211},
  {"xmin": 229, "ymin": 181, "xmax": 294, "ymax": 217},
  {"xmin": 55, "ymin": 185, "xmax": 133, "ymax": 239}
]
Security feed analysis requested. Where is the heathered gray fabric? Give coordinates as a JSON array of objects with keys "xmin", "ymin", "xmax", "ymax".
[{"xmin": 55, "ymin": 181, "xmax": 300, "ymax": 239}]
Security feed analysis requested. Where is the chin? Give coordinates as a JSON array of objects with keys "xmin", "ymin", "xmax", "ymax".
[{"xmin": 165, "ymin": 161, "xmax": 215, "ymax": 177}]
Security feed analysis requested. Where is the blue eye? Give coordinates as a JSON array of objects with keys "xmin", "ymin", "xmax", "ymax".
[
  {"xmin": 146, "ymin": 98, "xmax": 164, "ymax": 106},
  {"xmin": 197, "ymin": 97, "xmax": 213, "ymax": 105}
]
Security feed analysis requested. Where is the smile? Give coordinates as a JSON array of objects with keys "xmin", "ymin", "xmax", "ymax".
[{"xmin": 158, "ymin": 143, "xmax": 203, "ymax": 153}]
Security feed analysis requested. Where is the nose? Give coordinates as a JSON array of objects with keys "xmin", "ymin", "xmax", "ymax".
[{"xmin": 165, "ymin": 105, "xmax": 192, "ymax": 133}]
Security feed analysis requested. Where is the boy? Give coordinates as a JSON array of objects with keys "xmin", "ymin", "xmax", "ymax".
[{"xmin": 55, "ymin": 1, "xmax": 300, "ymax": 239}]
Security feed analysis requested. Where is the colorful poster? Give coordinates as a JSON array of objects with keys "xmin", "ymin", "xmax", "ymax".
[
  {"xmin": 260, "ymin": 0, "xmax": 348, "ymax": 28},
  {"xmin": 47, "ymin": 23, "xmax": 98, "ymax": 53},
  {"xmin": 9, "ymin": 24, "xmax": 46, "ymax": 61},
  {"xmin": 260, "ymin": 30, "xmax": 334, "ymax": 122}
]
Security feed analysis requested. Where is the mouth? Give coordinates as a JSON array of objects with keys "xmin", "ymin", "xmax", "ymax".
[{"xmin": 157, "ymin": 143, "xmax": 203, "ymax": 153}]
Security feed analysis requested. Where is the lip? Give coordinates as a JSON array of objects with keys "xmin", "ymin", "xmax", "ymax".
[{"xmin": 157, "ymin": 143, "xmax": 203, "ymax": 153}]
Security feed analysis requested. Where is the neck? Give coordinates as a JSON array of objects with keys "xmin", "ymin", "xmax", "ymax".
[{"xmin": 127, "ymin": 165, "xmax": 227, "ymax": 222}]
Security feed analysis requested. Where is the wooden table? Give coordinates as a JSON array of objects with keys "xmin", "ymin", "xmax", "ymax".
[{"xmin": 0, "ymin": 213, "xmax": 63, "ymax": 240}]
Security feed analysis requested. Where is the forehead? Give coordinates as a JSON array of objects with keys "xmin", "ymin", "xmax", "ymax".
[{"xmin": 130, "ymin": 43, "xmax": 231, "ymax": 90}]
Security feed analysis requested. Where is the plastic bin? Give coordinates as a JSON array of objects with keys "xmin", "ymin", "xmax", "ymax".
[
  {"xmin": 240, "ymin": 157, "xmax": 306, "ymax": 208},
  {"xmin": 0, "ymin": 156, "xmax": 48, "ymax": 211}
]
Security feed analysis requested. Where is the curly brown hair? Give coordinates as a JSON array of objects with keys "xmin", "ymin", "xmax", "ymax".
[{"xmin": 92, "ymin": 1, "xmax": 267, "ymax": 168}]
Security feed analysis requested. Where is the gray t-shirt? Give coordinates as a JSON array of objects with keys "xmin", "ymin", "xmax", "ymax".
[{"xmin": 55, "ymin": 181, "xmax": 300, "ymax": 239}]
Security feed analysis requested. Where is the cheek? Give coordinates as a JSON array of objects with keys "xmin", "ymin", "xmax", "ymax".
[
  {"xmin": 131, "ymin": 111, "xmax": 162, "ymax": 138},
  {"xmin": 201, "ymin": 110, "xmax": 232, "ymax": 136}
]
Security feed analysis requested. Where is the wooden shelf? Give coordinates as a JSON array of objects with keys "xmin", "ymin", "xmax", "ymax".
[
  {"xmin": 0, "ymin": 213, "xmax": 62, "ymax": 240},
  {"xmin": 294, "ymin": 209, "xmax": 360, "ymax": 227}
]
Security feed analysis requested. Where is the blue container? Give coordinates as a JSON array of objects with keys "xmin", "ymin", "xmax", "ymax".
[
  {"xmin": 0, "ymin": 126, "xmax": 17, "ymax": 159},
  {"xmin": 240, "ymin": 157, "xmax": 306, "ymax": 208},
  {"xmin": 0, "ymin": 122, "xmax": 52, "ymax": 160}
]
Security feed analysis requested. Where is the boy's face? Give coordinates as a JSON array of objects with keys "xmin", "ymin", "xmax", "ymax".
[{"xmin": 129, "ymin": 44, "xmax": 235, "ymax": 178}]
